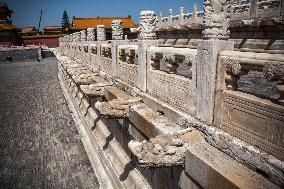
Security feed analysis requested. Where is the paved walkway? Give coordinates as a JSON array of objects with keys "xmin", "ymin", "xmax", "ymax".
[{"xmin": 0, "ymin": 58, "xmax": 99, "ymax": 189}]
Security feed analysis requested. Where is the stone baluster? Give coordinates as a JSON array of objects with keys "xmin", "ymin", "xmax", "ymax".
[
  {"xmin": 80, "ymin": 30, "xmax": 87, "ymax": 41},
  {"xmin": 179, "ymin": 7, "xmax": 185, "ymax": 25},
  {"xmin": 76, "ymin": 32, "xmax": 81, "ymax": 42},
  {"xmin": 168, "ymin": 9, "xmax": 173, "ymax": 27},
  {"xmin": 111, "ymin": 20, "xmax": 123, "ymax": 40},
  {"xmin": 192, "ymin": 3, "xmax": 198, "ymax": 20},
  {"xmin": 97, "ymin": 25, "xmax": 106, "ymax": 41},
  {"xmin": 139, "ymin": 11, "xmax": 157, "ymax": 40},
  {"xmin": 159, "ymin": 11, "xmax": 163, "ymax": 25},
  {"xmin": 87, "ymin": 28, "xmax": 95, "ymax": 41},
  {"xmin": 138, "ymin": 10, "xmax": 158, "ymax": 92},
  {"xmin": 169, "ymin": 9, "xmax": 173, "ymax": 18},
  {"xmin": 196, "ymin": 0, "xmax": 233, "ymax": 124}
]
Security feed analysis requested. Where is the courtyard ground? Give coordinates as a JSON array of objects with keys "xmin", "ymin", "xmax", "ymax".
[{"xmin": 0, "ymin": 58, "xmax": 99, "ymax": 188}]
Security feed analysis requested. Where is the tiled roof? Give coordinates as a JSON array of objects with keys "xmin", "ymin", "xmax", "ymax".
[
  {"xmin": 0, "ymin": 24, "xmax": 16, "ymax": 30},
  {"xmin": 20, "ymin": 27, "xmax": 38, "ymax": 33},
  {"xmin": 44, "ymin": 26, "xmax": 62, "ymax": 30},
  {"xmin": 71, "ymin": 17, "xmax": 139, "ymax": 30}
]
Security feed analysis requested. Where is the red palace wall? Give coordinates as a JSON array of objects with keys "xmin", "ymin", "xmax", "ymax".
[{"xmin": 21, "ymin": 37, "xmax": 59, "ymax": 48}]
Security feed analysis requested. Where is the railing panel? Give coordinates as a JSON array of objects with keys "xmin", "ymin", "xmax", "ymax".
[
  {"xmin": 100, "ymin": 43, "xmax": 112, "ymax": 75},
  {"xmin": 117, "ymin": 45, "xmax": 139, "ymax": 87},
  {"xmin": 147, "ymin": 46, "xmax": 197, "ymax": 115},
  {"xmin": 214, "ymin": 50, "xmax": 284, "ymax": 161}
]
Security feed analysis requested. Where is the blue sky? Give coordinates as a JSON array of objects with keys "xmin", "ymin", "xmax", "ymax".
[{"xmin": 2, "ymin": 0, "xmax": 202, "ymax": 30}]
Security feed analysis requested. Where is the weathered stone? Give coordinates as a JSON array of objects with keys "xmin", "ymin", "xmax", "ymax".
[
  {"xmin": 97, "ymin": 25, "xmax": 106, "ymax": 41},
  {"xmin": 80, "ymin": 82, "xmax": 113, "ymax": 97},
  {"xmin": 87, "ymin": 28, "xmax": 96, "ymax": 41},
  {"xmin": 202, "ymin": 0, "xmax": 231, "ymax": 39},
  {"xmin": 196, "ymin": 39, "xmax": 234, "ymax": 124},
  {"xmin": 72, "ymin": 73, "xmax": 98, "ymax": 85},
  {"xmin": 139, "ymin": 11, "xmax": 157, "ymax": 40},
  {"xmin": 95, "ymin": 97, "xmax": 141, "ymax": 119},
  {"xmin": 128, "ymin": 128, "xmax": 194, "ymax": 167},
  {"xmin": 185, "ymin": 142, "xmax": 281, "ymax": 189},
  {"xmin": 111, "ymin": 20, "xmax": 123, "ymax": 40}
]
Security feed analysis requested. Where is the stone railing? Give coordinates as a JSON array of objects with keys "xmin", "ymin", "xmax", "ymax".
[
  {"xmin": 231, "ymin": 0, "xmax": 283, "ymax": 24},
  {"xmin": 156, "ymin": 0, "xmax": 283, "ymax": 31},
  {"xmin": 157, "ymin": 7, "xmax": 203, "ymax": 31},
  {"xmin": 57, "ymin": 7, "xmax": 284, "ymax": 187},
  {"xmin": 215, "ymin": 50, "xmax": 284, "ymax": 161}
]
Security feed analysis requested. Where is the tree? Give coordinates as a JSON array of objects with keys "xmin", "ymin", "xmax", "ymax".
[{"xmin": 61, "ymin": 10, "xmax": 70, "ymax": 33}]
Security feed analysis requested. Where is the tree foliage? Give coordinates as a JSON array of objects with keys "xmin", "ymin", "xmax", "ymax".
[{"xmin": 61, "ymin": 10, "xmax": 70, "ymax": 32}]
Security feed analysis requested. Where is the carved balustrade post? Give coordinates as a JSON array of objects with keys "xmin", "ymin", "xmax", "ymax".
[
  {"xmin": 138, "ymin": 10, "xmax": 158, "ymax": 92},
  {"xmin": 97, "ymin": 25, "xmax": 106, "ymax": 41},
  {"xmin": 87, "ymin": 28, "xmax": 95, "ymax": 41},
  {"xmin": 179, "ymin": 7, "xmax": 185, "ymax": 26},
  {"xmin": 196, "ymin": 0, "xmax": 234, "ymax": 124},
  {"xmin": 76, "ymin": 32, "xmax": 81, "ymax": 42},
  {"xmin": 110, "ymin": 21, "xmax": 128, "ymax": 77},
  {"xmin": 80, "ymin": 30, "xmax": 87, "ymax": 41},
  {"xmin": 111, "ymin": 20, "xmax": 123, "ymax": 40},
  {"xmin": 192, "ymin": 3, "xmax": 198, "ymax": 20}
]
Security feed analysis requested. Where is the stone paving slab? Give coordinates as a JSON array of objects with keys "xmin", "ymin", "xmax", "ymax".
[{"xmin": 0, "ymin": 58, "xmax": 99, "ymax": 189}]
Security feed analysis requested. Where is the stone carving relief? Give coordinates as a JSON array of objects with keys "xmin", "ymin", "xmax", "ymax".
[
  {"xmin": 80, "ymin": 82, "xmax": 113, "ymax": 97},
  {"xmin": 263, "ymin": 63, "xmax": 284, "ymax": 81},
  {"xmin": 90, "ymin": 45, "xmax": 97, "ymax": 54},
  {"xmin": 263, "ymin": 62, "xmax": 284, "ymax": 105},
  {"xmin": 202, "ymin": 0, "xmax": 231, "ymax": 39},
  {"xmin": 87, "ymin": 28, "xmax": 95, "ymax": 41},
  {"xmin": 258, "ymin": 0, "xmax": 280, "ymax": 10},
  {"xmin": 119, "ymin": 49, "xmax": 126, "ymax": 62},
  {"xmin": 102, "ymin": 47, "xmax": 112, "ymax": 58},
  {"xmin": 164, "ymin": 52, "xmax": 179, "ymax": 74},
  {"xmin": 128, "ymin": 128, "xmax": 194, "ymax": 167},
  {"xmin": 84, "ymin": 46, "xmax": 88, "ymax": 53},
  {"xmin": 150, "ymin": 52, "xmax": 163, "ymax": 70},
  {"xmin": 95, "ymin": 97, "xmax": 141, "ymax": 118},
  {"xmin": 111, "ymin": 20, "xmax": 123, "ymax": 40},
  {"xmin": 125, "ymin": 48, "xmax": 137, "ymax": 64},
  {"xmin": 225, "ymin": 58, "xmax": 241, "ymax": 75},
  {"xmin": 224, "ymin": 58, "xmax": 246, "ymax": 90},
  {"xmin": 139, "ymin": 11, "xmax": 157, "ymax": 40},
  {"xmin": 97, "ymin": 25, "xmax": 106, "ymax": 41}
]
